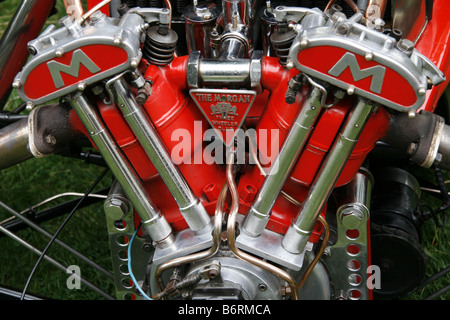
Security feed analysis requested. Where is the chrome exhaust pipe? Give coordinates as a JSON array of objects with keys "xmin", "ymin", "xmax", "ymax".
[
  {"xmin": 0, "ymin": 118, "xmax": 31, "ymax": 169},
  {"xmin": 0, "ymin": 104, "xmax": 84, "ymax": 170},
  {"xmin": 112, "ymin": 77, "xmax": 213, "ymax": 235},
  {"xmin": 241, "ymin": 86, "xmax": 324, "ymax": 237},
  {"xmin": 282, "ymin": 98, "xmax": 375, "ymax": 254},
  {"xmin": 69, "ymin": 93, "xmax": 174, "ymax": 248}
]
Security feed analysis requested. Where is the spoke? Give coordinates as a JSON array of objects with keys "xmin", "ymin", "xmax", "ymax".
[
  {"xmin": 0, "ymin": 200, "xmax": 114, "ymax": 280},
  {"xmin": 0, "ymin": 224, "xmax": 115, "ymax": 300}
]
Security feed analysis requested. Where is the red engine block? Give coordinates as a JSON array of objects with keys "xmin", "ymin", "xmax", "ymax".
[{"xmin": 96, "ymin": 55, "xmax": 390, "ymax": 236}]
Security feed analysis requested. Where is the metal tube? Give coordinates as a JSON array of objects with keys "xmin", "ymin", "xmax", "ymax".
[
  {"xmin": 64, "ymin": 0, "xmax": 85, "ymax": 20},
  {"xmin": 226, "ymin": 148, "xmax": 299, "ymax": 300},
  {"xmin": 335, "ymin": 169, "xmax": 372, "ymax": 231},
  {"xmin": 0, "ymin": 200, "xmax": 114, "ymax": 280},
  {"xmin": 438, "ymin": 125, "xmax": 450, "ymax": 170},
  {"xmin": 69, "ymin": 93, "xmax": 174, "ymax": 247},
  {"xmin": 154, "ymin": 182, "xmax": 228, "ymax": 297},
  {"xmin": 282, "ymin": 98, "xmax": 375, "ymax": 254},
  {"xmin": 0, "ymin": 118, "xmax": 32, "ymax": 169},
  {"xmin": 0, "ymin": 224, "xmax": 115, "ymax": 300},
  {"xmin": 112, "ymin": 78, "xmax": 212, "ymax": 235},
  {"xmin": 242, "ymin": 86, "xmax": 324, "ymax": 237},
  {"xmin": 366, "ymin": 0, "xmax": 388, "ymax": 20},
  {"xmin": 199, "ymin": 58, "xmax": 251, "ymax": 85}
]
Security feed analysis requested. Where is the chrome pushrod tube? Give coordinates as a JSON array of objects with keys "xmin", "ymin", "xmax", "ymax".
[
  {"xmin": 282, "ymin": 98, "xmax": 375, "ymax": 254},
  {"xmin": 112, "ymin": 78, "xmax": 212, "ymax": 235},
  {"xmin": 69, "ymin": 93, "xmax": 174, "ymax": 247},
  {"xmin": 242, "ymin": 87, "xmax": 324, "ymax": 237}
]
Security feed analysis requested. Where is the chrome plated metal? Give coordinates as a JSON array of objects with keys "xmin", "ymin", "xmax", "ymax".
[
  {"xmin": 183, "ymin": 1, "xmax": 220, "ymax": 58},
  {"xmin": 282, "ymin": 98, "xmax": 375, "ymax": 254},
  {"xmin": 64, "ymin": 0, "xmax": 85, "ymax": 20},
  {"xmin": 438, "ymin": 124, "xmax": 450, "ymax": 169},
  {"xmin": 0, "ymin": 118, "xmax": 31, "ymax": 169},
  {"xmin": 14, "ymin": 7, "xmax": 170, "ymax": 106},
  {"xmin": 236, "ymin": 214, "xmax": 307, "ymax": 271},
  {"xmin": 200, "ymin": 58, "xmax": 254, "ymax": 84},
  {"xmin": 322, "ymin": 170, "xmax": 372, "ymax": 300},
  {"xmin": 104, "ymin": 180, "xmax": 153, "ymax": 300},
  {"xmin": 277, "ymin": 6, "xmax": 445, "ymax": 113},
  {"xmin": 259, "ymin": 2, "xmax": 278, "ymax": 57},
  {"xmin": 69, "ymin": 93, "xmax": 174, "ymax": 247},
  {"xmin": 189, "ymin": 50, "xmax": 263, "ymax": 88},
  {"xmin": 215, "ymin": 0, "xmax": 255, "ymax": 59},
  {"xmin": 242, "ymin": 86, "xmax": 324, "ymax": 237},
  {"xmin": 112, "ymin": 78, "xmax": 212, "ymax": 235},
  {"xmin": 391, "ymin": 0, "xmax": 427, "ymax": 42},
  {"xmin": 183, "ymin": 256, "xmax": 284, "ymax": 299},
  {"xmin": 226, "ymin": 148, "xmax": 300, "ymax": 300}
]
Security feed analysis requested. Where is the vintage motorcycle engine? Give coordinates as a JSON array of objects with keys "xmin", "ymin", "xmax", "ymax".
[{"xmin": 9, "ymin": 0, "xmax": 449, "ymax": 300}]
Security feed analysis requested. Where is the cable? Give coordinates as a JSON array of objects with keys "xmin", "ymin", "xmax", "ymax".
[
  {"xmin": 420, "ymin": 265, "xmax": 450, "ymax": 288},
  {"xmin": 425, "ymin": 284, "xmax": 450, "ymax": 300},
  {"xmin": 127, "ymin": 222, "xmax": 153, "ymax": 300},
  {"xmin": 20, "ymin": 168, "xmax": 110, "ymax": 300}
]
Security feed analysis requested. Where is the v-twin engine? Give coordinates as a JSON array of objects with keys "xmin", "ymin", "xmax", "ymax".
[{"xmin": 5, "ymin": 0, "xmax": 450, "ymax": 300}]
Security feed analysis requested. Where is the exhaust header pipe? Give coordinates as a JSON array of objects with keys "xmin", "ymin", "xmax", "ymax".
[
  {"xmin": 0, "ymin": 104, "xmax": 84, "ymax": 170},
  {"xmin": 382, "ymin": 110, "xmax": 450, "ymax": 170}
]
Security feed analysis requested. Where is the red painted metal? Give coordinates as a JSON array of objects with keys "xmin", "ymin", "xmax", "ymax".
[
  {"xmin": 237, "ymin": 57, "xmax": 390, "ymax": 235},
  {"xmin": 64, "ymin": 1, "xmax": 450, "ymax": 239},
  {"xmin": 416, "ymin": 0, "xmax": 450, "ymax": 112},
  {"xmin": 23, "ymin": 44, "xmax": 129, "ymax": 101},
  {"xmin": 98, "ymin": 57, "xmax": 227, "ymax": 231},
  {"xmin": 296, "ymin": 46, "xmax": 418, "ymax": 109},
  {"xmin": 0, "ymin": 0, "xmax": 55, "ymax": 106},
  {"xmin": 190, "ymin": 89, "xmax": 256, "ymax": 146},
  {"xmin": 87, "ymin": 0, "xmax": 110, "ymax": 15}
]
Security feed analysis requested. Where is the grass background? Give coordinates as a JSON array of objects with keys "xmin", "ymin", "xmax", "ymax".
[
  {"xmin": 0, "ymin": 0, "xmax": 115, "ymax": 299},
  {"xmin": 0, "ymin": 0, "xmax": 448, "ymax": 300}
]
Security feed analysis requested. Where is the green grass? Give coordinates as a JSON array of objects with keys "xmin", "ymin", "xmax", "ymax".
[
  {"xmin": 0, "ymin": 156, "xmax": 115, "ymax": 300},
  {"xmin": 0, "ymin": 0, "xmax": 115, "ymax": 300},
  {"xmin": 0, "ymin": 0, "xmax": 448, "ymax": 301}
]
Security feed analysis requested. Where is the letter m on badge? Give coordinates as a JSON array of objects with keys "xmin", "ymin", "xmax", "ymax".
[
  {"xmin": 328, "ymin": 52, "xmax": 386, "ymax": 94},
  {"xmin": 47, "ymin": 49, "xmax": 101, "ymax": 89}
]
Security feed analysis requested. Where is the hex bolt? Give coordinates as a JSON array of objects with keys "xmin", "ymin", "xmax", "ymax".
[
  {"xmin": 397, "ymin": 39, "xmax": 415, "ymax": 56},
  {"xmin": 55, "ymin": 48, "xmax": 64, "ymax": 57},
  {"xmin": 341, "ymin": 209, "xmax": 363, "ymax": 229},
  {"xmin": 28, "ymin": 45, "xmax": 37, "ymax": 56},
  {"xmin": 104, "ymin": 196, "xmax": 131, "ymax": 221},
  {"xmin": 406, "ymin": 142, "xmax": 418, "ymax": 156},
  {"xmin": 45, "ymin": 134, "xmax": 57, "ymax": 146},
  {"xmin": 12, "ymin": 80, "xmax": 21, "ymax": 89}
]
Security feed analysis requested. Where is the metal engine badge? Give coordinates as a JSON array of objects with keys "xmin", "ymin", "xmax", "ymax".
[{"xmin": 190, "ymin": 89, "xmax": 256, "ymax": 146}]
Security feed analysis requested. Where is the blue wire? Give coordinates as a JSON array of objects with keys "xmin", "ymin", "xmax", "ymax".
[{"xmin": 128, "ymin": 223, "xmax": 153, "ymax": 300}]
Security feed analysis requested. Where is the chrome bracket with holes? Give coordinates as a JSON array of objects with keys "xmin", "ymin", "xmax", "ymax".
[
  {"xmin": 103, "ymin": 181, "xmax": 152, "ymax": 300},
  {"xmin": 322, "ymin": 170, "xmax": 372, "ymax": 300}
]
